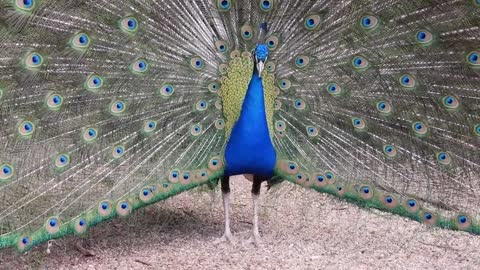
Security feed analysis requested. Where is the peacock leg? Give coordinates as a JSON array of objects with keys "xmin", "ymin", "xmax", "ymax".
[
  {"xmin": 214, "ymin": 175, "xmax": 233, "ymax": 244},
  {"xmin": 247, "ymin": 175, "xmax": 263, "ymax": 247}
]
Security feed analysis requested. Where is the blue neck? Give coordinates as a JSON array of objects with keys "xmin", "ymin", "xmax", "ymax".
[{"xmin": 224, "ymin": 71, "xmax": 277, "ymax": 177}]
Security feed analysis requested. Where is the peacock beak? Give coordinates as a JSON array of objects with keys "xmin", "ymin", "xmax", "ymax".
[{"xmin": 257, "ymin": 60, "xmax": 265, "ymax": 78}]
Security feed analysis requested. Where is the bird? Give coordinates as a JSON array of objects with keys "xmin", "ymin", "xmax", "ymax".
[{"xmin": 0, "ymin": 0, "xmax": 479, "ymax": 252}]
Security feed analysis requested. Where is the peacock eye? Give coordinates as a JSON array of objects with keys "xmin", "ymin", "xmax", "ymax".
[
  {"xmin": 120, "ymin": 17, "xmax": 139, "ymax": 33},
  {"xmin": 215, "ymin": 40, "xmax": 228, "ymax": 53},
  {"xmin": 190, "ymin": 56, "xmax": 205, "ymax": 70},
  {"xmin": 436, "ymin": 152, "xmax": 451, "ymax": 165},
  {"xmin": 112, "ymin": 145, "xmax": 125, "ymax": 158},
  {"xmin": 376, "ymin": 100, "xmax": 392, "ymax": 115},
  {"xmin": 71, "ymin": 32, "xmax": 91, "ymax": 50},
  {"xmin": 190, "ymin": 124, "xmax": 202, "ymax": 136},
  {"xmin": 304, "ymin": 14, "xmax": 321, "ymax": 30},
  {"xmin": 294, "ymin": 55, "xmax": 310, "ymax": 69},
  {"xmin": 306, "ymin": 126, "xmax": 318, "ymax": 137},
  {"xmin": 110, "ymin": 100, "xmax": 126, "ymax": 114},
  {"xmin": 24, "ymin": 52, "xmax": 44, "ymax": 70},
  {"xmin": 467, "ymin": 51, "xmax": 479, "ymax": 66},
  {"xmin": 352, "ymin": 56, "xmax": 369, "ymax": 70},
  {"xmin": 158, "ymin": 83, "xmax": 174, "ymax": 98},
  {"xmin": 294, "ymin": 99, "xmax": 306, "ymax": 110},
  {"xmin": 278, "ymin": 79, "xmax": 291, "ymax": 90},
  {"xmin": 415, "ymin": 30, "xmax": 433, "ymax": 45},
  {"xmin": 46, "ymin": 93, "xmax": 63, "ymax": 110},
  {"xmin": 326, "ymin": 82, "xmax": 343, "ymax": 97},
  {"xmin": 412, "ymin": 121, "xmax": 428, "ymax": 137},
  {"xmin": 15, "ymin": 0, "xmax": 36, "ymax": 12},
  {"xmin": 241, "ymin": 25, "xmax": 253, "ymax": 40},
  {"xmin": 55, "ymin": 154, "xmax": 70, "ymax": 168},
  {"xmin": 217, "ymin": 0, "xmax": 232, "ymax": 11},
  {"xmin": 195, "ymin": 100, "xmax": 208, "ymax": 111},
  {"xmin": 215, "ymin": 118, "xmax": 225, "ymax": 130},
  {"xmin": 0, "ymin": 164, "xmax": 14, "ymax": 180},
  {"xmin": 352, "ymin": 117, "xmax": 366, "ymax": 130},
  {"xmin": 360, "ymin": 15, "xmax": 379, "ymax": 30},
  {"xmin": 83, "ymin": 128, "xmax": 98, "ymax": 141},
  {"xmin": 398, "ymin": 74, "xmax": 416, "ymax": 89},
  {"xmin": 18, "ymin": 120, "xmax": 35, "ymax": 137},
  {"xmin": 259, "ymin": 0, "xmax": 274, "ymax": 11},
  {"xmin": 441, "ymin": 95, "xmax": 460, "ymax": 111},
  {"xmin": 143, "ymin": 120, "xmax": 157, "ymax": 133},
  {"xmin": 85, "ymin": 74, "xmax": 104, "ymax": 92},
  {"xmin": 131, "ymin": 59, "xmax": 148, "ymax": 74},
  {"xmin": 265, "ymin": 35, "xmax": 279, "ymax": 50}
]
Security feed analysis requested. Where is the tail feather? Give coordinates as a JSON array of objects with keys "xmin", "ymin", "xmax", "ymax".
[{"xmin": 0, "ymin": 0, "xmax": 479, "ymax": 252}]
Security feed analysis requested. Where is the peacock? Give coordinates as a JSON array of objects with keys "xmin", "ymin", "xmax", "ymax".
[{"xmin": 0, "ymin": 0, "xmax": 479, "ymax": 252}]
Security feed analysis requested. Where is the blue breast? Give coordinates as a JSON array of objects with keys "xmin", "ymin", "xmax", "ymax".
[{"xmin": 224, "ymin": 72, "xmax": 277, "ymax": 177}]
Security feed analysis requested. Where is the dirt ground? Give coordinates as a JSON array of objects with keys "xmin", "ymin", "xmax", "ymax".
[{"xmin": 1, "ymin": 175, "xmax": 479, "ymax": 270}]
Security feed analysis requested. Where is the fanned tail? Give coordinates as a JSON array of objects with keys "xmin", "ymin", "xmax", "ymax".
[{"xmin": 268, "ymin": 0, "xmax": 480, "ymax": 233}]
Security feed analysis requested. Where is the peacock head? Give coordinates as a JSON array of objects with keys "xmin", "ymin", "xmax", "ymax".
[{"xmin": 254, "ymin": 44, "xmax": 268, "ymax": 77}]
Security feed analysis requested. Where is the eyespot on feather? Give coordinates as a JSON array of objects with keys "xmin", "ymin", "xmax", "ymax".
[
  {"xmin": 259, "ymin": 0, "xmax": 274, "ymax": 12},
  {"xmin": 55, "ymin": 154, "xmax": 70, "ymax": 169},
  {"xmin": 359, "ymin": 15, "xmax": 379, "ymax": 31},
  {"xmin": 18, "ymin": 120, "xmax": 35, "ymax": 137},
  {"xmin": 15, "ymin": 0, "xmax": 36, "ymax": 12},
  {"xmin": 180, "ymin": 171, "xmax": 193, "ymax": 185},
  {"xmin": 215, "ymin": 40, "xmax": 228, "ymax": 53},
  {"xmin": 415, "ymin": 30, "xmax": 433, "ymax": 45},
  {"xmin": 168, "ymin": 169, "xmax": 180, "ymax": 183},
  {"xmin": 383, "ymin": 145, "xmax": 397, "ymax": 158},
  {"xmin": 70, "ymin": 32, "xmax": 91, "ymax": 50},
  {"xmin": 143, "ymin": 120, "xmax": 157, "ymax": 133},
  {"xmin": 421, "ymin": 211, "xmax": 437, "ymax": 225},
  {"xmin": 294, "ymin": 55, "xmax": 310, "ymax": 69},
  {"xmin": 23, "ymin": 52, "xmax": 44, "ymax": 70},
  {"xmin": 74, "ymin": 217, "xmax": 88, "ymax": 234},
  {"xmin": 17, "ymin": 235, "xmax": 32, "ymax": 252},
  {"xmin": 455, "ymin": 214, "xmax": 472, "ymax": 230},
  {"xmin": 208, "ymin": 157, "xmax": 223, "ymax": 171},
  {"xmin": 82, "ymin": 127, "xmax": 98, "ymax": 142},
  {"xmin": 46, "ymin": 93, "xmax": 63, "ymax": 110},
  {"xmin": 112, "ymin": 145, "xmax": 125, "ymax": 159},
  {"xmin": 158, "ymin": 83, "xmax": 174, "ymax": 98},
  {"xmin": 110, "ymin": 100, "xmax": 126, "ymax": 115},
  {"xmin": 119, "ymin": 16, "xmax": 139, "ymax": 33},
  {"xmin": 265, "ymin": 35, "xmax": 279, "ymax": 50},
  {"xmin": 412, "ymin": 121, "xmax": 428, "ymax": 137},
  {"xmin": 130, "ymin": 59, "xmax": 149, "ymax": 75},
  {"xmin": 278, "ymin": 160, "xmax": 299, "ymax": 175},
  {"xmin": 313, "ymin": 173, "xmax": 328, "ymax": 187},
  {"xmin": 352, "ymin": 55, "xmax": 369, "ymax": 70},
  {"xmin": 217, "ymin": 0, "xmax": 232, "ymax": 11},
  {"xmin": 85, "ymin": 74, "xmax": 104, "ymax": 92},
  {"xmin": 380, "ymin": 194, "xmax": 398, "ymax": 208},
  {"xmin": 45, "ymin": 216, "xmax": 61, "ymax": 234},
  {"xmin": 190, "ymin": 124, "xmax": 202, "ymax": 136},
  {"xmin": 404, "ymin": 198, "xmax": 420, "ymax": 213},
  {"xmin": 116, "ymin": 200, "xmax": 131, "ymax": 217},
  {"xmin": 240, "ymin": 25, "xmax": 254, "ymax": 40},
  {"xmin": 0, "ymin": 164, "xmax": 14, "ymax": 180},
  {"xmin": 304, "ymin": 13, "xmax": 322, "ymax": 30},
  {"xmin": 98, "ymin": 200, "xmax": 112, "ymax": 217}
]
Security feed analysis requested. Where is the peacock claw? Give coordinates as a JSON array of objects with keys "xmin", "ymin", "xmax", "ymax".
[
  {"xmin": 245, "ymin": 234, "xmax": 262, "ymax": 247},
  {"xmin": 213, "ymin": 232, "xmax": 234, "ymax": 244}
]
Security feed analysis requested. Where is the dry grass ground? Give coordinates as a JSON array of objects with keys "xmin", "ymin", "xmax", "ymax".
[{"xmin": 1, "ymin": 175, "xmax": 479, "ymax": 270}]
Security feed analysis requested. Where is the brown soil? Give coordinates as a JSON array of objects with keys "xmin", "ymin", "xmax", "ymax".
[{"xmin": 1, "ymin": 175, "xmax": 479, "ymax": 270}]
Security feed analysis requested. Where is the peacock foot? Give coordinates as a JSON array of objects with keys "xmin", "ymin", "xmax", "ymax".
[
  {"xmin": 213, "ymin": 232, "xmax": 234, "ymax": 244},
  {"xmin": 244, "ymin": 233, "xmax": 262, "ymax": 247}
]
